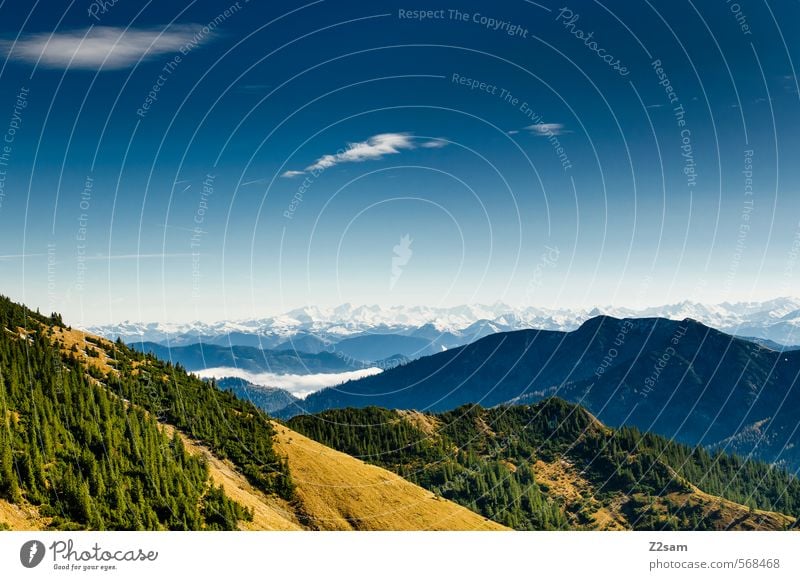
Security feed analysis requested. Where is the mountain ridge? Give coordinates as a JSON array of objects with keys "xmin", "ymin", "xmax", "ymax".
[
  {"xmin": 288, "ymin": 400, "xmax": 800, "ymax": 530},
  {"xmin": 87, "ymin": 297, "xmax": 800, "ymax": 353},
  {"xmin": 280, "ymin": 315, "xmax": 800, "ymax": 471}
]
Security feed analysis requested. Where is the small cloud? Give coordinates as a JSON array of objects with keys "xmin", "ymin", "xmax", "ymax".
[
  {"xmin": 280, "ymin": 171, "xmax": 305, "ymax": 179},
  {"xmin": 285, "ymin": 132, "xmax": 442, "ymax": 176},
  {"xmin": 646, "ymin": 104, "xmax": 663, "ymax": 109},
  {"xmin": 507, "ymin": 130, "xmax": 520, "ymax": 135},
  {"xmin": 525, "ymin": 123, "xmax": 567, "ymax": 136},
  {"xmin": 2, "ymin": 25, "xmax": 206, "ymax": 70},
  {"xmin": 306, "ymin": 132, "xmax": 415, "ymax": 172}
]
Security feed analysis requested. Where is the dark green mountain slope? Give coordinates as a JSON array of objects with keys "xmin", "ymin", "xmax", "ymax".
[
  {"xmin": 0, "ymin": 294, "xmax": 294, "ymax": 530},
  {"xmin": 0, "ymin": 296, "xmax": 255, "ymax": 530},
  {"xmin": 289, "ymin": 400, "xmax": 800, "ymax": 530},
  {"xmin": 104, "ymin": 346, "xmax": 294, "ymax": 500}
]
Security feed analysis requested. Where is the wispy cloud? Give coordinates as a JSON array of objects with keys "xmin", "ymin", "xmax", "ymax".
[
  {"xmin": 240, "ymin": 177, "xmax": 269, "ymax": 186},
  {"xmin": 0, "ymin": 253, "xmax": 45, "ymax": 261},
  {"xmin": 83, "ymin": 253, "xmax": 196, "ymax": 261},
  {"xmin": 525, "ymin": 123, "xmax": 568, "ymax": 136},
  {"xmin": 2, "ymin": 25, "xmax": 206, "ymax": 70},
  {"xmin": 283, "ymin": 132, "xmax": 447, "ymax": 177},
  {"xmin": 307, "ymin": 132, "xmax": 415, "ymax": 172}
]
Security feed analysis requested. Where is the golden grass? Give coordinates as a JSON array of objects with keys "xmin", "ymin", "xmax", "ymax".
[
  {"xmin": 159, "ymin": 424, "xmax": 302, "ymax": 531},
  {"xmin": 533, "ymin": 457, "xmax": 795, "ymax": 531},
  {"xmin": 0, "ymin": 498, "xmax": 48, "ymax": 531},
  {"xmin": 533, "ymin": 458, "xmax": 627, "ymax": 530},
  {"xmin": 49, "ymin": 325, "xmax": 116, "ymax": 376},
  {"xmin": 671, "ymin": 481, "xmax": 795, "ymax": 531},
  {"xmin": 397, "ymin": 409, "xmax": 441, "ymax": 436},
  {"xmin": 272, "ymin": 422, "xmax": 507, "ymax": 531}
]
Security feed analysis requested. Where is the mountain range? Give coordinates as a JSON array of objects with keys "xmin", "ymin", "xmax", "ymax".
[
  {"xmin": 88, "ymin": 298, "xmax": 800, "ymax": 359},
  {"xmin": 280, "ymin": 316, "xmax": 800, "ymax": 472}
]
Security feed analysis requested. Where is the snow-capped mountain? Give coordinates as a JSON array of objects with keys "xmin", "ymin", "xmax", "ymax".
[{"xmin": 85, "ymin": 297, "xmax": 800, "ymax": 349}]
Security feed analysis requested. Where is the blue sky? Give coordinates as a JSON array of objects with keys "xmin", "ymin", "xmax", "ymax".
[{"xmin": 0, "ymin": 0, "xmax": 798, "ymax": 324}]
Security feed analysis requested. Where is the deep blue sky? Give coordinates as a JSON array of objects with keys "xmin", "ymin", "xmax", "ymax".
[{"xmin": 0, "ymin": 0, "xmax": 798, "ymax": 324}]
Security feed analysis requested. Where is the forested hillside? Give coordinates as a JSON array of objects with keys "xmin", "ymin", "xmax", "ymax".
[
  {"xmin": 289, "ymin": 400, "xmax": 800, "ymax": 531},
  {"xmin": 0, "ymin": 294, "xmax": 289, "ymax": 530}
]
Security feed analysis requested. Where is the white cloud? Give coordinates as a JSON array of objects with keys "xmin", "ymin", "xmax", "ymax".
[
  {"xmin": 193, "ymin": 366, "xmax": 383, "ymax": 398},
  {"xmin": 525, "ymin": 123, "xmax": 567, "ymax": 136},
  {"xmin": 2, "ymin": 25, "xmax": 206, "ymax": 70},
  {"xmin": 306, "ymin": 132, "xmax": 415, "ymax": 172},
  {"xmin": 285, "ymin": 132, "xmax": 446, "ymax": 176},
  {"xmin": 507, "ymin": 130, "xmax": 520, "ymax": 135}
]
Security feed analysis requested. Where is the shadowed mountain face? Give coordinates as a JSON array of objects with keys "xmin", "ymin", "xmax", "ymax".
[
  {"xmin": 129, "ymin": 341, "xmax": 413, "ymax": 376},
  {"xmin": 214, "ymin": 377, "xmax": 300, "ymax": 415},
  {"xmin": 283, "ymin": 316, "xmax": 800, "ymax": 470},
  {"xmin": 130, "ymin": 341, "xmax": 366, "ymax": 374}
]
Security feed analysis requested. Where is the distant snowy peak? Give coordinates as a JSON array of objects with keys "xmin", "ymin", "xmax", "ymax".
[{"xmin": 85, "ymin": 297, "xmax": 800, "ymax": 347}]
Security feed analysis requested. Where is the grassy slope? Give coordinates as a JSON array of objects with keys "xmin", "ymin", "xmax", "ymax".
[
  {"xmin": 272, "ymin": 422, "xmax": 505, "ymax": 531},
  {"xmin": 162, "ymin": 422, "xmax": 505, "ymax": 531},
  {"xmin": 3, "ymin": 310, "xmax": 502, "ymax": 531}
]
